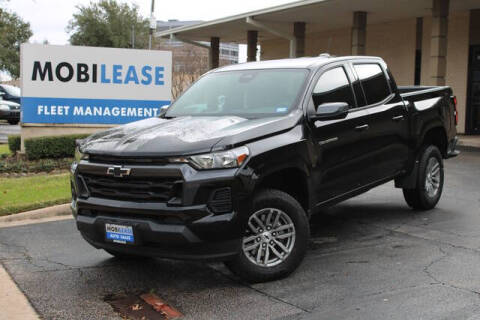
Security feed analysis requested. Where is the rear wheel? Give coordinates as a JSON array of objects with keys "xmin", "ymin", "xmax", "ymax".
[
  {"xmin": 403, "ymin": 145, "xmax": 444, "ymax": 210},
  {"xmin": 225, "ymin": 189, "xmax": 309, "ymax": 283},
  {"xmin": 8, "ymin": 120, "xmax": 19, "ymax": 125}
]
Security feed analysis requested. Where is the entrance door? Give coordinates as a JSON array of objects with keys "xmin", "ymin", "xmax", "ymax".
[{"xmin": 467, "ymin": 45, "xmax": 480, "ymax": 134}]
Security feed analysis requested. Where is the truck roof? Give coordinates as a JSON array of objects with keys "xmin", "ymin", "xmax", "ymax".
[{"xmin": 215, "ymin": 55, "xmax": 384, "ymax": 72}]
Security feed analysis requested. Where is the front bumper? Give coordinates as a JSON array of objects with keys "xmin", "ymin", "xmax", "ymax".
[
  {"xmin": 71, "ymin": 160, "xmax": 253, "ymax": 260},
  {"xmin": 0, "ymin": 109, "xmax": 19, "ymax": 120},
  {"xmin": 75, "ymin": 210, "xmax": 241, "ymax": 260}
]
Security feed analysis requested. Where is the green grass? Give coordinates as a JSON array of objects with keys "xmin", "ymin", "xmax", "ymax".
[
  {"xmin": 0, "ymin": 173, "xmax": 71, "ymax": 216},
  {"xmin": 0, "ymin": 144, "xmax": 10, "ymax": 155}
]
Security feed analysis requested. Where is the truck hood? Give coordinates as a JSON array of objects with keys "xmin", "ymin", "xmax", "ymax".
[{"xmin": 81, "ymin": 111, "xmax": 302, "ymax": 157}]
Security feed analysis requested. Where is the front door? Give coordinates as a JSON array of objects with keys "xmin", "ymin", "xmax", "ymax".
[
  {"xmin": 467, "ymin": 45, "xmax": 480, "ymax": 134},
  {"xmin": 308, "ymin": 65, "xmax": 372, "ymax": 203}
]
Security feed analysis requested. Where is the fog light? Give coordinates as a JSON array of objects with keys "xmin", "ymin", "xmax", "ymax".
[{"xmin": 208, "ymin": 187, "xmax": 232, "ymax": 213}]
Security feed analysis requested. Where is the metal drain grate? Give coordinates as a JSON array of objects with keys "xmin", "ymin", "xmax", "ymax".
[{"xmin": 105, "ymin": 292, "xmax": 182, "ymax": 320}]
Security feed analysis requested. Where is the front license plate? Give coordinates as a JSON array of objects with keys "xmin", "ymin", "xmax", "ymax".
[{"xmin": 105, "ymin": 223, "xmax": 134, "ymax": 244}]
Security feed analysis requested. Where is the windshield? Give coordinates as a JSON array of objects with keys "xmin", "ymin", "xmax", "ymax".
[
  {"xmin": 166, "ymin": 69, "xmax": 309, "ymax": 118},
  {"xmin": 1, "ymin": 85, "xmax": 20, "ymax": 97}
]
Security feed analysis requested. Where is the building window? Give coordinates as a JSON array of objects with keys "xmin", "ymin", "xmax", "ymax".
[{"xmin": 414, "ymin": 49, "xmax": 422, "ymax": 85}]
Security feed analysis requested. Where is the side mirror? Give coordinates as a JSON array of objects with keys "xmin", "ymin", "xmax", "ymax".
[
  {"xmin": 311, "ymin": 102, "xmax": 349, "ymax": 121},
  {"xmin": 158, "ymin": 104, "xmax": 170, "ymax": 117}
]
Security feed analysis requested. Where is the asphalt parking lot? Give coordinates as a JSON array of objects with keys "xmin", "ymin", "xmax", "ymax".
[
  {"xmin": 0, "ymin": 150, "xmax": 479, "ymax": 320},
  {"xmin": 0, "ymin": 121, "xmax": 20, "ymax": 143}
]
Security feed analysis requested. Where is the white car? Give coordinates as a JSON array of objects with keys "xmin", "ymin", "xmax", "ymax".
[{"xmin": 0, "ymin": 93, "xmax": 20, "ymax": 125}]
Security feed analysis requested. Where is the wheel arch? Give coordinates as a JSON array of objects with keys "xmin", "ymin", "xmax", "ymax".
[
  {"xmin": 396, "ymin": 127, "xmax": 447, "ymax": 189},
  {"xmin": 419, "ymin": 125, "xmax": 448, "ymax": 158},
  {"xmin": 255, "ymin": 166, "xmax": 312, "ymax": 215}
]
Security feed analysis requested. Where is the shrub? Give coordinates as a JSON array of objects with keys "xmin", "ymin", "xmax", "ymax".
[
  {"xmin": 8, "ymin": 135, "xmax": 21, "ymax": 153},
  {"xmin": 24, "ymin": 134, "xmax": 90, "ymax": 160},
  {"xmin": 0, "ymin": 157, "xmax": 73, "ymax": 174}
]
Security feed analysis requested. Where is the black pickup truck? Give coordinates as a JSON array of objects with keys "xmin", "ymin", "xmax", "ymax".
[{"xmin": 71, "ymin": 55, "xmax": 458, "ymax": 282}]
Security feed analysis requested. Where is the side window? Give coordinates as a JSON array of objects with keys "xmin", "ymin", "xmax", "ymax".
[
  {"xmin": 312, "ymin": 67, "xmax": 355, "ymax": 108},
  {"xmin": 354, "ymin": 64, "xmax": 391, "ymax": 105}
]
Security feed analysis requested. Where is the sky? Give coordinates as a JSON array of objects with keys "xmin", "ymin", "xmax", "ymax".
[{"xmin": 2, "ymin": 0, "xmax": 298, "ymax": 79}]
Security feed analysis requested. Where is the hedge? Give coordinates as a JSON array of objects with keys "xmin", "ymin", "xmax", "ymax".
[
  {"xmin": 8, "ymin": 135, "xmax": 21, "ymax": 154},
  {"xmin": 24, "ymin": 134, "xmax": 90, "ymax": 160}
]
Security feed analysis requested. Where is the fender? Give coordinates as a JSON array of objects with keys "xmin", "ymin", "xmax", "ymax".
[
  {"xmin": 396, "ymin": 124, "xmax": 447, "ymax": 189},
  {"xmin": 241, "ymin": 125, "xmax": 315, "ymax": 212},
  {"xmin": 418, "ymin": 122, "xmax": 448, "ymax": 155}
]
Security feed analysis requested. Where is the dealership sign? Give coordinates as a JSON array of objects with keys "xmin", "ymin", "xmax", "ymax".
[{"xmin": 20, "ymin": 44, "xmax": 172, "ymax": 124}]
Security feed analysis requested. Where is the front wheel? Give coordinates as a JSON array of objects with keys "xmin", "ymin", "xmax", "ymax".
[
  {"xmin": 8, "ymin": 120, "xmax": 19, "ymax": 125},
  {"xmin": 403, "ymin": 145, "xmax": 444, "ymax": 210},
  {"xmin": 225, "ymin": 189, "xmax": 310, "ymax": 283}
]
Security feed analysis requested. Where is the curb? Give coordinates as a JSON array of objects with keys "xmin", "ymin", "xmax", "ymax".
[
  {"xmin": 0, "ymin": 265, "xmax": 39, "ymax": 320},
  {"xmin": 0, "ymin": 203, "xmax": 71, "ymax": 223},
  {"xmin": 457, "ymin": 144, "xmax": 480, "ymax": 152}
]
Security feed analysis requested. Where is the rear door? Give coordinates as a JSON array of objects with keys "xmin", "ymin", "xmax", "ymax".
[
  {"xmin": 349, "ymin": 61, "xmax": 410, "ymax": 183},
  {"xmin": 308, "ymin": 63, "xmax": 372, "ymax": 203}
]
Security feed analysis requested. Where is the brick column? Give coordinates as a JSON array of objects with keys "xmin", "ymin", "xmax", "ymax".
[
  {"xmin": 247, "ymin": 30, "xmax": 258, "ymax": 62},
  {"xmin": 294, "ymin": 22, "xmax": 306, "ymax": 57},
  {"xmin": 351, "ymin": 11, "xmax": 367, "ymax": 55},
  {"xmin": 209, "ymin": 37, "xmax": 220, "ymax": 69},
  {"xmin": 430, "ymin": 0, "xmax": 449, "ymax": 85}
]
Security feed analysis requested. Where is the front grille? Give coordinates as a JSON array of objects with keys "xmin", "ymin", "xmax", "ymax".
[
  {"xmin": 81, "ymin": 174, "xmax": 182, "ymax": 202},
  {"xmin": 78, "ymin": 209, "xmax": 185, "ymax": 224},
  {"xmin": 89, "ymin": 154, "xmax": 169, "ymax": 165}
]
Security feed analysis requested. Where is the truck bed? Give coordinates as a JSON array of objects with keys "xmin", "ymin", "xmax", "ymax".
[
  {"xmin": 398, "ymin": 85, "xmax": 450, "ymax": 97},
  {"xmin": 398, "ymin": 85, "xmax": 456, "ymax": 153}
]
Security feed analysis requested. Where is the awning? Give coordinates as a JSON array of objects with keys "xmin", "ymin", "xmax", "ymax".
[{"xmin": 154, "ymin": 0, "xmax": 479, "ymax": 44}]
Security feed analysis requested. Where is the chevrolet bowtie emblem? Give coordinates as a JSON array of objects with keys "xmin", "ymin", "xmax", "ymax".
[{"xmin": 106, "ymin": 166, "xmax": 131, "ymax": 178}]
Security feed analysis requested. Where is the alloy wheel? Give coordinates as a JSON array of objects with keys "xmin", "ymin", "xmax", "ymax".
[
  {"xmin": 242, "ymin": 208, "xmax": 296, "ymax": 267},
  {"xmin": 425, "ymin": 157, "xmax": 441, "ymax": 198}
]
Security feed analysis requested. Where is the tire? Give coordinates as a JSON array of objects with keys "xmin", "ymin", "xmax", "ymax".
[
  {"xmin": 403, "ymin": 145, "xmax": 444, "ymax": 210},
  {"xmin": 225, "ymin": 189, "xmax": 310, "ymax": 283},
  {"xmin": 8, "ymin": 120, "xmax": 19, "ymax": 125}
]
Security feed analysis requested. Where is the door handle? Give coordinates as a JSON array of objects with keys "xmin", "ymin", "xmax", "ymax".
[
  {"xmin": 392, "ymin": 115, "xmax": 405, "ymax": 121},
  {"xmin": 355, "ymin": 124, "xmax": 369, "ymax": 131}
]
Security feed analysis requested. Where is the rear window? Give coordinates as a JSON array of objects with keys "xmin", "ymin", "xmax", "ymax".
[{"xmin": 354, "ymin": 64, "xmax": 391, "ymax": 105}]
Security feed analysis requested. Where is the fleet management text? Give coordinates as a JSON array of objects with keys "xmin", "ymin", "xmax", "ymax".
[{"xmin": 36, "ymin": 105, "xmax": 160, "ymax": 117}]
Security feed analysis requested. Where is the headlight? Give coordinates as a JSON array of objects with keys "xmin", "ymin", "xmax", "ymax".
[
  {"xmin": 74, "ymin": 147, "xmax": 88, "ymax": 163},
  {"xmin": 0, "ymin": 105, "xmax": 9, "ymax": 111},
  {"xmin": 171, "ymin": 146, "xmax": 249, "ymax": 170}
]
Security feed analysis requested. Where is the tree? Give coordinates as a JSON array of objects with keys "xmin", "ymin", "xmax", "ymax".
[
  {"xmin": 67, "ymin": 0, "xmax": 149, "ymax": 49},
  {"xmin": 156, "ymin": 40, "xmax": 235, "ymax": 98},
  {"xmin": 167, "ymin": 44, "xmax": 209, "ymax": 99},
  {"xmin": 0, "ymin": 7, "xmax": 32, "ymax": 78}
]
